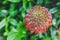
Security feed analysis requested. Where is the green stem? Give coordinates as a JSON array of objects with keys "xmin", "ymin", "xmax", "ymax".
[{"xmin": 5, "ymin": 16, "xmax": 10, "ymax": 32}]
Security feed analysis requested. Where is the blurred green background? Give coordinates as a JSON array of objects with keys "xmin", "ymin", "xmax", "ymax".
[{"xmin": 0, "ymin": 0, "xmax": 60, "ymax": 40}]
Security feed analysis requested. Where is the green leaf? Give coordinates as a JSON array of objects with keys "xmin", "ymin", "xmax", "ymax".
[
  {"xmin": 42, "ymin": 37, "xmax": 51, "ymax": 40},
  {"xmin": 10, "ymin": 18, "xmax": 18, "ymax": 26},
  {"xmin": 4, "ymin": 32, "xmax": 8, "ymax": 36},
  {"xmin": 52, "ymin": 18, "xmax": 56, "ymax": 26},
  {"xmin": 39, "ymin": 33, "xmax": 44, "ymax": 38},
  {"xmin": 44, "ymin": 0, "xmax": 50, "ymax": 4},
  {"xmin": 19, "ymin": 6, "xmax": 23, "ymax": 11},
  {"xmin": 28, "ymin": 2, "xmax": 32, "ymax": 9},
  {"xmin": 31, "ymin": 34, "xmax": 39, "ymax": 40},
  {"xmin": 36, "ymin": 0, "xmax": 43, "ymax": 5},
  {"xmin": 21, "ymin": 10, "xmax": 26, "ymax": 19},
  {"xmin": 49, "ymin": 7, "xmax": 58, "ymax": 14},
  {"xmin": 9, "ymin": 4, "xmax": 18, "ymax": 17},
  {"xmin": 7, "ymin": 21, "xmax": 27, "ymax": 40},
  {"xmin": 16, "ymin": 21, "xmax": 26, "ymax": 32},
  {"xmin": 16, "ymin": 21, "xmax": 27, "ymax": 38},
  {"xmin": 54, "ymin": 10, "xmax": 60, "ymax": 18},
  {"xmin": 10, "ymin": 10, "xmax": 18, "ymax": 17},
  {"xmin": 58, "ymin": 32, "xmax": 60, "ymax": 40},
  {"xmin": 50, "ymin": 27, "xmax": 57, "ymax": 40},
  {"xmin": 10, "ymin": 4, "xmax": 16, "ymax": 10},
  {"xmin": 8, "ymin": 0, "xmax": 20, "ymax": 3},
  {"xmin": 1, "ymin": 10, "xmax": 8, "ymax": 17},
  {"xmin": 0, "ymin": 19, "xmax": 6, "ymax": 29},
  {"xmin": 7, "ymin": 30, "xmax": 17, "ymax": 40},
  {"xmin": 23, "ymin": 0, "xmax": 27, "ymax": 9},
  {"xmin": 2, "ymin": 0, "xmax": 8, "ymax": 4},
  {"xmin": 56, "ymin": 19, "xmax": 60, "ymax": 26},
  {"xmin": 56, "ymin": 2, "xmax": 60, "ymax": 5}
]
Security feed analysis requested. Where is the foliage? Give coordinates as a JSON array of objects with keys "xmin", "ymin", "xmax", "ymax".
[{"xmin": 0, "ymin": 0, "xmax": 60, "ymax": 40}]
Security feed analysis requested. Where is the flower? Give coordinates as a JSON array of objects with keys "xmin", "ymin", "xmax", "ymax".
[{"xmin": 24, "ymin": 6, "xmax": 52, "ymax": 34}]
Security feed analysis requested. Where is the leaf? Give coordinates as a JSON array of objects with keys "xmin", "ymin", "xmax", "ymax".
[
  {"xmin": 31, "ymin": 34, "xmax": 39, "ymax": 40},
  {"xmin": 16, "ymin": 21, "xmax": 27, "ymax": 40},
  {"xmin": 39, "ymin": 33, "xmax": 43, "ymax": 38},
  {"xmin": 50, "ymin": 27, "xmax": 57, "ymax": 40},
  {"xmin": 56, "ymin": 19, "xmax": 60, "ymax": 26},
  {"xmin": 19, "ymin": 6, "xmax": 23, "ymax": 11},
  {"xmin": 44, "ymin": 0, "xmax": 50, "ymax": 4},
  {"xmin": 10, "ymin": 4, "xmax": 16, "ymax": 10},
  {"xmin": 58, "ymin": 32, "xmax": 60, "ymax": 40},
  {"xmin": 10, "ymin": 18, "xmax": 18, "ymax": 26},
  {"xmin": 2, "ymin": 0, "xmax": 8, "ymax": 4},
  {"xmin": 1, "ymin": 10, "xmax": 8, "ymax": 17},
  {"xmin": 4, "ymin": 32, "xmax": 8, "ymax": 36},
  {"xmin": 42, "ymin": 37, "xmax": 51, "ymax": 40},
  {"xmin": 54, "ymin": 10, "xmax": 60, "ymax": 18},
  {"xmin": 21, "ymin": 10, "xmax": 26, "ymax": 19},
  {"xmin": 7, "ymin": 21, "xmax": 27, "ymax": 40},
  {"xmin": 16, "ymin": 21, "xmax": 26, "ymax": 32},
  {"xmin": 52, "ymin": 18, "xmax": 56, "ymax": 26},
  {"xmin": 7, "ymin": 28, "xmax": 20, "ymax": 40},
  {"xmin": 8, "ymin": 0, "xmax": 20, "ymax": 3},
  {"xmin": 7, "ymin": 30, "xmax": 17, "ymax": 40},
  {"xmin": 7, "ymin": 28, "xmax": 27, "ymax": 40},
  {"xmin": 10, "ymin": 10, "xmax": 18, "ymax": 17},
  {"xmin": 28, "ymin": 1, "xmax": 32, "ymax": 8},
  {"xmin": 56, "ymin": 2, "xmax": 60, "ymax": 5},
  {"xmin": 9, "ymin": 4, "xmax": 18, "ymax": 17},
  {"xmin": 36, "ymin": 0, "xmax": 43, "ymax": 5},
  {"xmin": 49, "ymin": 7, "xmax": 58, "ymax": 14},
  {"xmin": 23, "ymin": 0, "xmax": 27, "ymax": 9},
  {"xmin": 0, "ymin": 19, "xmax": 6, "ymax": 29}
]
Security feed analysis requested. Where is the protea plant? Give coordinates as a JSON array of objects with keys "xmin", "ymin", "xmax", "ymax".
[{"xmin": 24, "ymin": 6, "xmax": 52, "ymax": 34}]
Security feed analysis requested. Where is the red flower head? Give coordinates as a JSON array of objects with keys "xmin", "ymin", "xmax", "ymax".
[{"xmin": 24, "ymin": 6, "xmax": 52, "ymax": 34}]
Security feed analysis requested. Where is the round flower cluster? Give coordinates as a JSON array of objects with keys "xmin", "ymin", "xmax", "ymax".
[{"xmin": 24, "ymin": 6, "xmax": 52, "ymax": 34}]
